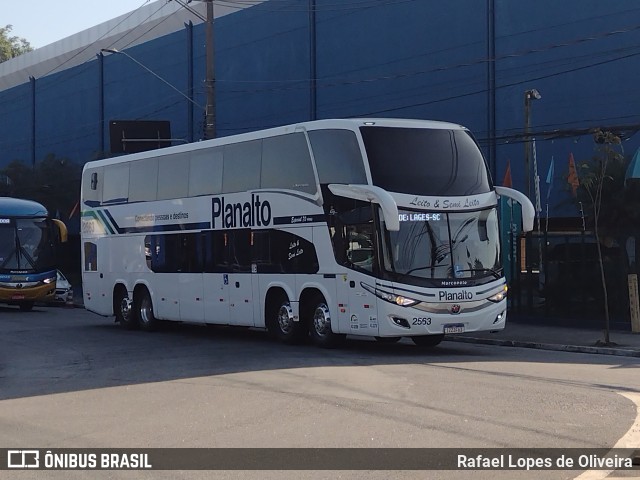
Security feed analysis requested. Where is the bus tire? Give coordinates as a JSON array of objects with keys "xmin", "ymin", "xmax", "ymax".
[
  {"xmin": 375, "ymin": 336, "xmax": 401, "ymax": 344},
  {"xmin": 411, "ymin": 334, "xmax": 444, "ymax": 348},
  {"xmin": 135, "ymin": 288, "xmax": 158, "ymax": 332},
  {"xmin": 267, "ymin": 294, "xmax": 306, "ymax": 344},
  {"xmin": 114, "ymin": 287, "xmax": 137, "ymax": 330},
  {"xmin": 19, "ymin": 302, "xmax": 34, "ymax": 312},
  {"xmin": 308, "ymin": 295, "xmax": 345, "ymax": 348}
]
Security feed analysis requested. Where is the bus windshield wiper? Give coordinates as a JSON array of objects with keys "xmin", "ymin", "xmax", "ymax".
[
  {"xmin": 405, "ymin": 265, "xmax": 432, "ymax": 275},
  {"xmin": 14, "ymin": 231, "xmax": 36, "ymax": 269},
  {"xmin": 454, "ymin": 268, "xmax": 501, "ymax": 279}
]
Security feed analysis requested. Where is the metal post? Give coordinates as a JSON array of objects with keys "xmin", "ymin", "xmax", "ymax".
[
  {"xmin": 204, "ymin": 0, "xmax": 216, "ymax": 139},
  {"xmin": 486, "ymin": 0, "xmax": 496, "ymax": 179},
  {"xmin": 98, "ymin": 53, "xmax": 105, "ymax": 153},
  {"xmin": 186, "ymin": 21, "xmax": 194, "ymax": 142},
  {"xmin": 309, "ymin": 0, "xmax": 317, "ymax": 121},
  {"xmin": 30, "ymin": 76, "xmax": 36, "ymax": 168},
  {"xmin": 523, "ymin": 89, "xmax": 541, "ymax": 201},
  {"xmin": 524, "ymin": 93, "xmax": 531, "ymax": 200}
]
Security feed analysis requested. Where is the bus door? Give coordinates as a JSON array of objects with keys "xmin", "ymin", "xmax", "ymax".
[
  {"xmin": 333, "ymin": 208, "xmax": 379, "ymax": 336},
  {"xmin": 343, "ymin": 225, "xmax": 378, "ymax": 336},
  {"xmin": 326, "ymin": 184, "xmax": 401, "ymax": 335},
  {"xmin": 227, "ymin": 230, "xmax": 255, "ymax": 326}
]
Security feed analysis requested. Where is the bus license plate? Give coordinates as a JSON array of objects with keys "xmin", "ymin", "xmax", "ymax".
[
  {"xmin": 11, "ymin": 294, "xmax": 25, "ymax": 300},
  {"xmin": 444, "ymin": 323, "xmax": 465, "ymax": 334}
]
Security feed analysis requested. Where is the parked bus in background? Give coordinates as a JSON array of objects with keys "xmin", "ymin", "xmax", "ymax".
[
  {"xmin": 0, "ymin": 197, "xmax": 68, "ymax": 311},
  {"xmin": 80, "ymin": 118, "xmax": 533, "ymax": 347}
]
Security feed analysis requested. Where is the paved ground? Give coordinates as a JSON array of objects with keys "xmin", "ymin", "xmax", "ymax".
[{"xmin": 450, "ymin": 315, "xmax": 640, "ymax": 358}]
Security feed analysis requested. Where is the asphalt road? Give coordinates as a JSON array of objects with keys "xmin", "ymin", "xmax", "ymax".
[{"xmin": 1, "ymin": 304, "xmax": 639, "ymax": 480}]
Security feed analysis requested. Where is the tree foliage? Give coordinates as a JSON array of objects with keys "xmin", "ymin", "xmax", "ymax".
[
  {"xmin": 0, "ymin": 155, "xmax": 82, "ymax": 222},
  {"xmin": 0, "ymin": 24, "xmax": 33, "ymax": 63},
  {"xmin": 575, "ymin": 130, "xmax": 640, "ymax": 344}
]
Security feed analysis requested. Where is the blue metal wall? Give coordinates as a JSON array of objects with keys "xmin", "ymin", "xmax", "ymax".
[
  {"xmin": 1, "ymin": 0, "xmax": 639, "ymax": 218},
  {"xmin": 494, "ymin": 0, "xmax": 640, "ymax": 216}
]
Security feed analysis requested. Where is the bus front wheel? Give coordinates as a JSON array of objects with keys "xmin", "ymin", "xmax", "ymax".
[
  {"xmin": 411, "ymin": 334, "xmax": 444, "ymax": 348},
  {"xmin": 375, "ymin": 336, "xmax": 401, "ymax": 344},
  {"xmin": 308, "ymin": 295, "xmax": 345, "ymax": 348},
  {"xmin": 19, "ymin": 302, "xmax": 34, "ymax": 312},
  {"xmin": 135, "ymin": 288, "xmax": 158, "ymax": 332}
]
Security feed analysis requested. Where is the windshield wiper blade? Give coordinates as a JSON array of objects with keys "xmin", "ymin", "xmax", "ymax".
[
  {"xmin": 454, "ymin": 268, "xmax": 501, "ymax": 279},
  {"xmin": 405, "ymin": 265, "xmax": 432, "ymax": 275}
]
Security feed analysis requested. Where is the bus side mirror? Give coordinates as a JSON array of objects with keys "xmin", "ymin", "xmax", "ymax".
[
  {"xmin": 52, "ymin": 219, "xmax": 68, "ymax": 243},
  {"xmin": 494, "ymin": 186, "xmax": 535, "ymax": 232},
  {"xmin": 328, "ymin": 184, "xmax": 400, "ymax": 231}
]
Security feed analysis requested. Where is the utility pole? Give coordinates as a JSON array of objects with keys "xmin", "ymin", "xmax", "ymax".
[{"xmin": 204, "ymin": 0, "xmax": 216, "ymax": 139}]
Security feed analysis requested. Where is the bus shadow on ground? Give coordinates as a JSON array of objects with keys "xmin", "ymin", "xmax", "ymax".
[{"xmin": 0, "ymin": 307, "xmax": 637, "ymax": 401}]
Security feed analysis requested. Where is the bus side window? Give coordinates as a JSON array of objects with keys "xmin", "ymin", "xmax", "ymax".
[
  {"xmin": 326, "ymin": 198, "xmax": 375, "ymax": 273},
  {"xmin": 179, "ymin": 234, "xmax": 202, "ymax": 273},
  {"xmin": 229, "ymin": 230, "xmax": 252, "ymax": 272},
  {"xmin": 204, "ymin": 231, "xmax": 231, "ymax": 273},
  {"xmin": 252, "ymin": 230, "xmax": 281, "ymax": 273},
  {"xmin": 84, "ymin": 242, "xmax": 97, "ymax": 271}
]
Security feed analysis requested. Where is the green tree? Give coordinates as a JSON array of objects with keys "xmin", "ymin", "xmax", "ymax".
[
  {"xmin": 575, "ymin": 130, "xmax": 632, "ymax": 345},
  {"xmin": 0, "ymin": 24, "xmax": 33, "ymax": 62},
  {"xmin": 0, "ymin": 155, "xmax": 82, "ymax": 221}
]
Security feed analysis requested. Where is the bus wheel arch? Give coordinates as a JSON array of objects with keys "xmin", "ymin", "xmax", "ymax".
[
  {"xmin": 113, "ymin": 284, "xmax": 137, "ymax": 330},
  {"xmin": 133, "ymin": 284, "xmax": 158, "ymax": 332},
  {"xmin": 303, "ymin": 289, "xmax": 345, "ymax": 348},
  {"xmin": 265, "ymin": 287, "xmax": 306, "ymax": 344}
]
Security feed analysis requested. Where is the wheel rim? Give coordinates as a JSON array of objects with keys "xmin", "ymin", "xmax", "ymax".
[
  {"xmin": 313, "ymin": 303, "xmax": 331, "ymax": 337},
  {"xmin": 277, "ymin": 303, "xmax": 294, "ymax": 334},
  {"xmin": 140, "ymin": 295, "xmax": 153, "ymax": 325},
  {"xmin": 119, "ymin": 297, "xmax": 132, "ymax": 322}
]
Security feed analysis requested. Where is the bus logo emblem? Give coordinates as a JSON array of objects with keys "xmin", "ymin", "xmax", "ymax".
[{"xmin": 450, "ymin": 304, "xmax": 461, "ymax": 314}]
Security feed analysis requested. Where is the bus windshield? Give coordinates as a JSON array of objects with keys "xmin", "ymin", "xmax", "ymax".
[
  {"xmin": 0, "ymin": 218, "xmax": 55, "ymax": 271},
  {"xmin": 382, "ymin": 208, "xmax": 502, "ymax": 283},
  {"xmin": 361, "ymin": 126, "xmax": 492, "ymax": 196}
]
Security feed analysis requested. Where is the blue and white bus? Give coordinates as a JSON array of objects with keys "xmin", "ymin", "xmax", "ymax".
[
  {"xmin": 80, "ymin": 118, "xmax": 533, "ymax": 347},
  {"xmin": 0, "ymin": 197, "xmax": 68, "ymax": 311}
]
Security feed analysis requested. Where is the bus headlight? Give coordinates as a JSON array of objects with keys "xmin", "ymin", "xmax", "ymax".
[
  {"xmin": 361, "ymin": 282, "xmax": 420, "ymax": 307},
  {"xmin": 43, "ymin": 276, "xmax": 56, "ymax": 284},
  {"xmin": 488, "ymin": 285, "xmax": 508, "ymax": 303}
]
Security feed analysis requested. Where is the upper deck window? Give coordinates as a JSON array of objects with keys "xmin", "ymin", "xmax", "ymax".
[
  {"xmin": 361, "ymin": 127, "xmax": 491, "ymax": 196},
  {"xmin": 308, "ymin": 129, "xmax": 367, "ymax": 185}
]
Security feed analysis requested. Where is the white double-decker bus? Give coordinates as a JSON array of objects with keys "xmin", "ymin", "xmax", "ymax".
[{"xmin": 81, "ymin": 118, "xmax": 533, "ymax": 348}]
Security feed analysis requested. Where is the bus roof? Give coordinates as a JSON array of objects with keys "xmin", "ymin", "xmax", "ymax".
[
  {"xmin": 0, "ymin": 197, "xmax": 48, "ymax": 217},
  {"xmin": 83, "ymin": 118, "xmax": 468, "ymax": 171}
]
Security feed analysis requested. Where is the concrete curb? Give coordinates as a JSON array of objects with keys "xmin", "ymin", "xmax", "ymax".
[{"xmin": 444, "ymin": 335, "xmax": 640, "ymax": 358}]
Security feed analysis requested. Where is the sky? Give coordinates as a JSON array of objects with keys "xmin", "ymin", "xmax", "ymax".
[{"xmin": 8, "ymin": 0, "xmax": 154, "ymax": 49}]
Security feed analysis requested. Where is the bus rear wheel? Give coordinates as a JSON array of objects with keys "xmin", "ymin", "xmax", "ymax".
[
  {"xmin": 267, "ymin": 295, "xmax": 306, "ymax": 344},
  {"xmin": 411, "ymin": 334, "xmax": 444, "ymax": 348},
  {"xmin": 114, "ymin": 288, "xmax": 137, "ymax": 330},
  {"xmin": 308, "ymin": 295, "xmax": 345, "ymax": 348},
  {"xmin": 136, "ymin": 288, "xmax": 158, "ymax": 332}
]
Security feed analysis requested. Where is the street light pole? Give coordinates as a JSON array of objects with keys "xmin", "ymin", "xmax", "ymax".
[
  {"xmin": 523, "ymin": 88, "xmax": 541, "ymax": 314},
  {"xmin": 523, "ymin": 88, "xmax": 541, "ymax": 201}
]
